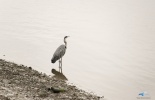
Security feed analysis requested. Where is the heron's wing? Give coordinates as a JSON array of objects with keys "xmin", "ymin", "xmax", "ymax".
[
  {"xmin": 51, "ymin": 45, "xmax": 66, "ymax": 63},
  {"xmin": 54, "ymin": 45, "xmax": 66, "ymax": 57}
]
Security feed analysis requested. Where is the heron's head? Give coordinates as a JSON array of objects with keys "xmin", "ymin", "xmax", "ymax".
[
  {"xmin": 64, "ymin": 36, "xmax": 69, "ymax": 46},
  {"xmin": 64, "ymin": 36, "xmax": 69, "ymax": 39}
]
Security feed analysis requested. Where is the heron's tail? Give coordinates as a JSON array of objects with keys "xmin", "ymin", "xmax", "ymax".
[
  {"xmin": 51, "ymin": 57, "xmax": 57, "ymax": 63},
  {"xmin": 51, "ymin": 59, "xmax": 56, "ymax": 63}
]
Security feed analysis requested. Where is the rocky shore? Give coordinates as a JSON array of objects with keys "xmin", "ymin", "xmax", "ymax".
[{"xmin": 0, "ymin": 59, "xmax": 101, "ymax": 100}]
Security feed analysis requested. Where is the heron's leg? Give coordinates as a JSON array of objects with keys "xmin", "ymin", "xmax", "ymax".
[
  {"xmin": 61, "ymin": 57, "xmax": 62, "ymax": 73},
  {"xmin": 59, "ymin": 59, "xmax": 61, "ymax": 72},
  {"xmin": 60, "ymin": 58, "xmax": 62, "ymax": 73}
]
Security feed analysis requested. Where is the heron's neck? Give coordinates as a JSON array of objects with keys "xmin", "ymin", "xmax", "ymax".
[{"xmin": 64, "ymin": 38, "xmax": 67, "ymax": 48}]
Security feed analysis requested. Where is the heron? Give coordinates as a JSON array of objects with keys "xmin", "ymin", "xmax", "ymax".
[{"xmin": 51, "ymin": 36, "xmax": 69, "ymax": 73}]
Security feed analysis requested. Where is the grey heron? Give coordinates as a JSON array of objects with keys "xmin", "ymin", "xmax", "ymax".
[{"xmin": 51, "ymin": 36, "xmax": 69, "ymax": 73}]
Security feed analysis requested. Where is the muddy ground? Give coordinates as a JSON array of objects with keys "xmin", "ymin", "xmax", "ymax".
[{"xmin": 0, "ymin": 59, "xmax": 102, "ymax": 100}]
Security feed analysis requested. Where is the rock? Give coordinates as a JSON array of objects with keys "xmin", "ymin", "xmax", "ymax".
[
  {"xmin": 15, "ymin": 80, "xmax": 20, "ymax": 84},
  {"xmin": 48, "ymin": 87, "xmax": 66, "ymax": 93},
  {"xmin": 0, "ymin": 95, "xmax": 10, "ymax": 100},
  {"xmin": 2, "ymin": 79, "xmax": 10, "ymax": 84},
  {"xmin": 28, "ymin": 67, "xmax": 32, "ymax": 70},
  {"xmin": 38, "ymin": 91, "xmax": 48, "ymax": 98}
]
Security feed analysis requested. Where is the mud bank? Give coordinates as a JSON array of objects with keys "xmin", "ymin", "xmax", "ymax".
[{"xmin": 0, "ymin": 59, "xmax": 101, "ymax": 100}]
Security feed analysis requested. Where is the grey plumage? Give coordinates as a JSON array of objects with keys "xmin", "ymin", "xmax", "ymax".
[
  {"xmin": 51, "ymin": 36, "xmax": 69, "ymax": 73},
  {"xmin": 51, "ymin": 45, "xmax": 66, "ymax": 63}
]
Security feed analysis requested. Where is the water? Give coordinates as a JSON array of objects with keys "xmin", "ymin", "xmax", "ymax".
[{"xmin": 0, "ymin": 0, "xmax": 155, "ymax": 100}]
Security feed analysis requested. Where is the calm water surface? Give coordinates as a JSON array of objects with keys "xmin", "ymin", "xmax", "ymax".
[{"xmin": 0, "ymin": 0, "xmax": 155, "ymax": 100}]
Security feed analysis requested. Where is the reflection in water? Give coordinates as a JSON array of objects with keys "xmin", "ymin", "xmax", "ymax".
[{"xmin": 51, "ymin": 69, "xmax": 68, "ymax": 80}]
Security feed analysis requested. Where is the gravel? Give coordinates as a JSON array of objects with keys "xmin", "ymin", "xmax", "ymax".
[{"xmin": 0, "ymin": 59, "xmax": 100, "ymax": 100}]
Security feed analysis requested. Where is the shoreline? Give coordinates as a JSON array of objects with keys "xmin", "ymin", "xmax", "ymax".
[{"xmin": 0, "ymin": 59, "xmax": 101, "ymax": 100}]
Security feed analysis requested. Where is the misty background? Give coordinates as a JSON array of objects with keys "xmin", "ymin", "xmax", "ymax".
[{"xmin": 0, "ymin": 0, "xmax": 155, "ymax": 100}]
